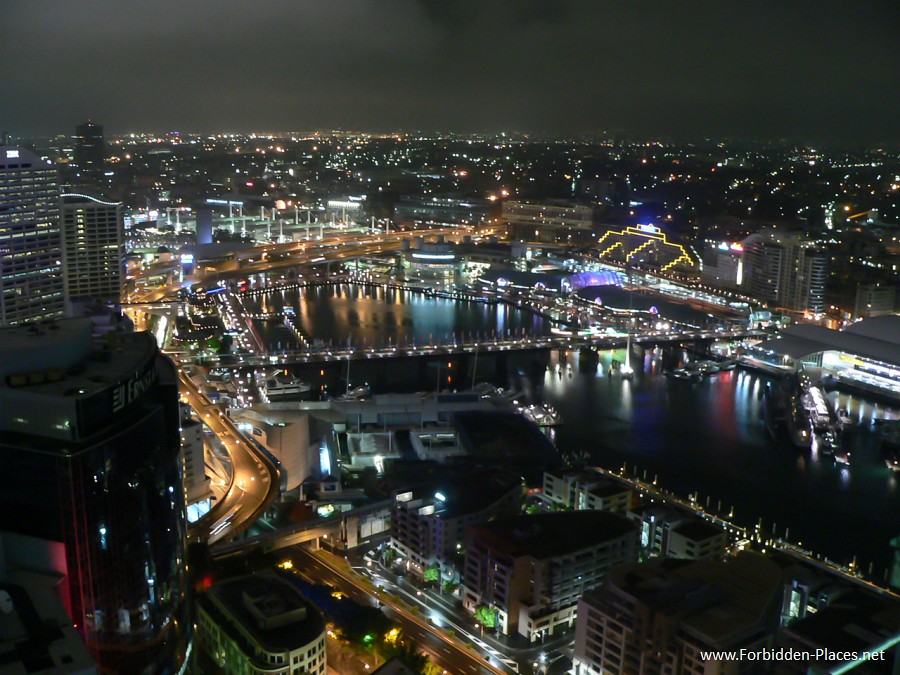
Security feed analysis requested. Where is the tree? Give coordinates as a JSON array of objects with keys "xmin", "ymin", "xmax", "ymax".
[
  {"xmin": 423, "ymin": 567, "xmax": 439, "ymax": 583},
  {"xmin": 383, "ymin": 638, "xmax": 430, "ymax": 674},
  {"xmin": 474, "ymin": 605, "xmax": 496, "ymax": 629},
  {"xmin": 203, "ymin": 336, "xmax": 222, "ymax": 353},
  {"xmin": 344, "ymin": 606, "xmax": 392, "ymax": 647}
]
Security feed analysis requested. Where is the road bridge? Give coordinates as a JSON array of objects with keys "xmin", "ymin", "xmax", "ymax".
[
  {"xmin": 210, "ymin": 499, "xmax": 393, "ymax": 560},
  {"xmin": 175, "ymin": 329, "xmax": 766, "ymax": 369}
]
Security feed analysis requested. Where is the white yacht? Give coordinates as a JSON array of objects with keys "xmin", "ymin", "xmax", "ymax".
[{"xmin": 261, "ymin": 369, "xmax": 311, "ymax": 398}]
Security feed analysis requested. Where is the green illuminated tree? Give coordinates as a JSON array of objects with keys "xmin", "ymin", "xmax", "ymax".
[
  {"xmin": 423, "ymin": 567, "xmax": 439, "ymax": 583},
  {"xmin": 474, "ymin": 605, "xmax": 496, "ymax": 629}
]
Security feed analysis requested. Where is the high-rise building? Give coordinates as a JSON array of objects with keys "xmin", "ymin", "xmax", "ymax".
[
  {"xmin": 462, "ymin": 511, "xmax": 638, "ymax": 642},
  {"xmin": 392, "ymin": 195, "xmax": 494, "ymax": 229},
  {"xmin": 60, "ymin": 192, "xmax": 125, "ymax": 305},
  {"xmin": 390, "ymin": 469, "xmax": 523, "ymax": 580},
  {"xmin": 504, "ymin": 199, "xmax": 596, "ymax": 244},
  {"xmin": 0, "ymin": 146, "xmax": 65, "ymax": 324},
  {"xmin": 73, "ymin": 121, "xmax": 104, "ymax": 183},
  {"xmin": 853, "ymin": 281, "xmax": 896, "ymax": 319},
  {"xmin": 700, "ymin": 240, "xmax": 745, "ymax": 290},
  {"xmin": 0, "ymin": 318, "xmax": 192, "ymax": 672},
  {"xmin": 742, "ymin": 230, "xmax": 829, "ymax": 316},
  {"xmin": 573, "ymin": 553, "xmax": 783, "ymax": 675}
]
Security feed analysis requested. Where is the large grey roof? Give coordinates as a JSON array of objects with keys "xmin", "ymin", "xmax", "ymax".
[
  {"xmin": 754, "ymin": 316, "xmax": 900, "ymax": 366},
  {"xmin": 843, "ymin": 315, "xmax": 900, "ymax": 341}
]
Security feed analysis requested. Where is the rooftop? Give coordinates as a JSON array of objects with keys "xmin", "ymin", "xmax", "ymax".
[
  {"xmin": 670, "ymin": 519, "xmax": 726, "ymax": 542},
  {"xmin": 0, "ymin": 319, "xmax": 160, "ymax": 442},
  {"xmin": 598, "ymin": 552, "xmax": 782, "ymax": 646},
  {"xmin": 372, "ymin": 658, "xmax": 419, "ymax": 675},
  {"xmin": 0, "ymin": 569, "xmax": 96, "ymax": 674},
  {"xmin": 0, "ymin": 146, "xmax": 53, "ymax": 171},
  {"xmin": 469, "ymin": 511, "xmax": 637, "ymax": 560},
  {"xmin": 783, "ymin": 591, "xmax": 900, "ymax": 674},
  {"xmin": 199, "ymin": 574, "xmax": 325, "ymax": 659},
  {"xmin": 753, "ymin": 316, "xmax": 900, "ymax": 367},
  {"xmin": 395, "ymin": 468, "xmax": 522, "ymax": 519}
]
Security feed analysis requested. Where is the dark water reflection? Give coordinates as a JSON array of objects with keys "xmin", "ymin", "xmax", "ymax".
[
  {"xmin": 541, "ymin": 348, "xmax": 899, "ymax": 578},
  {"xmin": 246, "ymin": 284, "xmax": 900, "ymax": 578},
  {"xmin": 245, "ymin": 283, "xmax": 551, "ymax": 349}
]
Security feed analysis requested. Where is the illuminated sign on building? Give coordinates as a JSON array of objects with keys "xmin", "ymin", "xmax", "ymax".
[
  {"xmin": 206, "ymin": 199, "xmax": 244, "ymax": 206},
  {"xmin": 718, "ymin": 241, "xmax": 744, "ymax": 253},
  {"xmin": 410, "ymin": 252, "xmax": 455, "ymax": 261},
  {"xmin": 111, "ymin": 361, "xmax": 159, "ymax": 413},
  {"xmin": 637, "ymin": 223, "xmax": 660, "ymax": 234}
]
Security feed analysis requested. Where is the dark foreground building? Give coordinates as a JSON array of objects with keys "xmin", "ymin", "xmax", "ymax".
[{"xmin": 0, "ymin": 318, "xmax": 191, "ymax": 673}]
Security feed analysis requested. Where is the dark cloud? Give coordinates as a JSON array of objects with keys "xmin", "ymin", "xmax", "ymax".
[
  {"xmin": 414, "ymin": 0, "xmax": 569, "ymax": 33},
  {"xmin": 0, "ymin": 0, "xmax": 897, "ymax": 142}
]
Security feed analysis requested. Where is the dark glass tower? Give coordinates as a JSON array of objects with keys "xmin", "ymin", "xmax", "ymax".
[
  {"xmin": 0, "ymin": 319, "xmax": 192, "ymax": 673},
  {"xmin": 74, "ymin": 120, "xmax": 105, "ymax": 183}
]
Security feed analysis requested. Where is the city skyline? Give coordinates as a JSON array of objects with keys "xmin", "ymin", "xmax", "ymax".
[
  {"xmin": 1, "ymin": 7, "xmax": 898, "ymax": 665},
  {"xmin": 2, "ymin": 0, "xmax": 899, "ymax": 144}
]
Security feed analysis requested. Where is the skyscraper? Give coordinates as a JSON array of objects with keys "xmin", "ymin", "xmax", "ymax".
[
  {"xmin": 743, "ymin": 229, "xmax": 829, "ymax": 316},
  {"xmin": 61, "ymin": 192, "xmax": 125, "ymax": 304},
  {"xmin": 0, "ymin": 318, "xmax": 192, "ymax": 673},
  {"xmin": 0, "ymin": 146, "xmax": 65, "ymax": 324},
  {"xmin": 74, "ymin": 121, "xmax": 105, "ymax": 183}
]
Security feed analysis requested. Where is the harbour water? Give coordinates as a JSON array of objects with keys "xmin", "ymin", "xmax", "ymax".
[
  {"xmin": 542, "ymin": 347, "xmax": 899, "ymax": 579},
  {"xmin": 243, "ymin": 284, "xmax": 900, "ymax": 578},
  {"xmin": 246, "ymin": 282, "xmax": 551, "ymax": 351}
]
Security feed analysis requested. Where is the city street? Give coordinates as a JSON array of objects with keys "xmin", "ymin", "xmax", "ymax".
[
  {"xmin": 289, "ymin": 545, "xmax": 508, "ymax": 675},
  {"xmin": 178, "ymin": 369, "xmax": 279, "ymax": 543}
]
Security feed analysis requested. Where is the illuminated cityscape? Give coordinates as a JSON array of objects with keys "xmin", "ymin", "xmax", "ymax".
[{"xmin": 1, "ymin": 2, "xmax": 898, "ymax": 675}]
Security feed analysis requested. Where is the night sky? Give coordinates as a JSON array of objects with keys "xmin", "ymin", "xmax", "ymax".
[{"xmin": 2, "ymin": 0, "xmax": 898, "ymax": 142}]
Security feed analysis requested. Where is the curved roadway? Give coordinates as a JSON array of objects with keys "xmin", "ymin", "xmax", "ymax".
[
  {"xmin": 179, "ymin": 369, "xmax": 280, "ymax": 544},
  {"xmin": 133, "ymin": 228, "xmax": 472, "ymax": 544}
]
